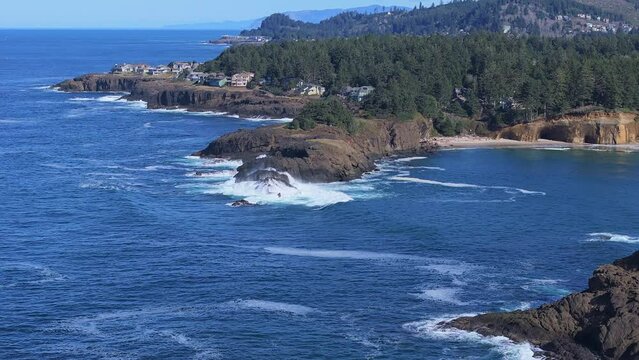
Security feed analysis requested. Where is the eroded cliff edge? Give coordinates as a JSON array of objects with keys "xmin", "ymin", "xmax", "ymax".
[
  {"xmin": 56, "ymin": 74, "xmax": 309, "ymax": 118},
  {"xmin": 499, "ymin": 112, "xmax": 639, "ymax": 145},
  {"xmin": 193, "ymin": 116, "xmax": 435, "ymax": 183},
  {"xmin": 448, "ymin": 251, "xmax": 639, "ymax": 360}
]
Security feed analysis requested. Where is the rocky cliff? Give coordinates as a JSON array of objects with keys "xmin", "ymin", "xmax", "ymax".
[
  {"xmin": 56, "ymin": 74, "xmax": 308, "ymax": 118},
  {"xmin": 449, "ymin": 251, "xmax": 639, "ymax": 360},
  {"xmin": 194, "ymin": 116, "xmax": 435, "ymax": 183},
  {"xmin": 499, "ymin": 112, "xmax": 639, "ymax": 145}
]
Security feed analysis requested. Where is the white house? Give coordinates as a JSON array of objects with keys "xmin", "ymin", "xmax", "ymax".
[{"xmin": 231, "ymin": 72, "xmax": 255, "ymax": 87}]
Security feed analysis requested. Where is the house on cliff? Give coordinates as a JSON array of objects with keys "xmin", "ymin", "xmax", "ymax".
[
  {"xmin": 344, "ymin": 86, "xmax": 375, "ymax": 102},
  {"xmin": 294, "ymin": 83, "xmax": 326, "ymax": 96},
  {"xmin": 231, "ymin": 72, "xmax": 255, "ymax": 87},
  {"xmin": 111, "ymin": 63, "xmax": 150, "ymax": 74}
]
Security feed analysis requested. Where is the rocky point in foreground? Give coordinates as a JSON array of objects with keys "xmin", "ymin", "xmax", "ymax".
[
  {"xmin": 193, "ymin": 115, "xmax": 435, "ymax": 183},
  {"xmin": 448, "ymin": 251, "xmax": 639, "ymax": 360}
]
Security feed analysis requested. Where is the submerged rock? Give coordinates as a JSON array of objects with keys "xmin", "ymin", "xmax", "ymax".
[
  {"xmin": 448, "ymin": 251, "xmax": 639, "ymax": 360},
  {"xmin": 230, "ymin": 200, "xmax": 255, "ymax": 207}
]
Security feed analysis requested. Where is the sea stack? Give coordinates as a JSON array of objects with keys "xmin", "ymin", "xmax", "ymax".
[{"xmin": 448, "ymin": 251, "xmax": 639, "ymax": 360}]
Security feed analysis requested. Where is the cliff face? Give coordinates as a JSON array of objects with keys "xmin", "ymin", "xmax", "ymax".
[
  {"xmin": 499, "ymin": 112, "xmax": 639, "ymax": 145},
  {"xmin": 56, "ymin": 74, "xmax": 308, "ymax": 118},
  {"xmin": 194, "ymin": 116, "xmax": 435, "ymax": 183},
  {"xmin": 449, "ymin": 251, "xmax": 639, "ymax": 360}
]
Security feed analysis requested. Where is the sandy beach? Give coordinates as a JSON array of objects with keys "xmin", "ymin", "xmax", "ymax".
[{"xmin": 433, "ymin": 136, "xmax": 639, "ymax": 151}]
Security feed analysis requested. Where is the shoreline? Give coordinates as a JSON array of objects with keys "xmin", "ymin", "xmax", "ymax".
[{"xmin": 434, "ymin": 135, "xmax": 639, "ymax": 151}]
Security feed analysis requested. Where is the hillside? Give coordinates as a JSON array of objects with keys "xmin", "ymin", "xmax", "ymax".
[
  {"xmin": 242, "ymin": 0, "xmax": 637, "ymax": 39},
  {"xmin": 576, "ymin": 0, "xmax": 639, "ymax": 25},
  {"xmin": 201, "ymin": 33, "xmax": 639, "ymax": 135}
]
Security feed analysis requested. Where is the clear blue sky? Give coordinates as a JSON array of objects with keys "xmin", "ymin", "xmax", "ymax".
[{"xmin": 0, "ymin": 0, "xmax": 425, "ymax": 29}]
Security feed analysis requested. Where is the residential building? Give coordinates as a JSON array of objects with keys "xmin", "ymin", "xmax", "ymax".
[
  {"xmin": 295, "ymin": 84, "xmax": 326, "ymax": 96},
  {"xmin": 111, "ymin": 63, "xmax": 149, "ymax": 74},
  {"xmin": 344, "ymin": 86, "xmax": 375, "ymax": 102},
  {"xmin": 204, "ymin": 76, "xmax": 228, "ymax": 87},
  {"xmin": 170, "ymin": 61, "xmax": 199, "ymax": 74},
  {"xmin": 231, "ymin": 72, "xmax": 255, "ymax": 87}
]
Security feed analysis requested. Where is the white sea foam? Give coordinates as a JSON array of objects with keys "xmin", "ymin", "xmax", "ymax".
[
  {"xmin": 390, "ymin": 176, "xmax": 546, "ymax": 195},
  {"xmin": 418, "ymin": 263, "xmax": 474, "ymax": 276},
  {"xmin": 0, "ymin": 119, "xmax": 24, "ymax": 124},
  {"xmin": 186, "ymin": 170, "xmax": 237, "ymax": 180},
  {"xmin": 204, "ymin": 171, "xmax": 353, "ymax": 207},
  {"xmin": 69, "ymin": 94, "xmax": 147, "ymax": 109},
  {"xmin": 225, "ymin": 300, "xmax": 317, "ymax": 316},
  {"xmin": 538, "ymin": 147, "xmax": 571, "ymax": 151},
  {"xmin": 142, "ymin": 165, "xmax": 179, "ymax": 171},
  {"xmin": 403, "ymin": 315, "xmax": 541, "ymax": 360},
  {"xmin": 242, "ymin": 116, "xmax": 293, "ymax": 123},
  {"xmin": 146, "ymin": 329, "xmax": 221, "ymax": 359},
  {"xmin": 415, "ymin": 288, "xmax": 468, "ymax": 305},
  {"xmin": 521, "ymin": 278, "xmax": 571, "ymax": 297},
  {"xmin": 183, "ymin": 156, "xmax": 243, "ymax": 170},
  {"xmin": 416, "ymin": 166, "xmax": 446, "ymax": 171},
  {"xmin": 264, "ymin": 247, "xmax": 423, "ymax": 261},
  {"xmin": 394, "ymin": 156, "xmax": 428, "ymax": 163},
  {"xmin": 500, "ymin": 302, "xmax": 534, "ymax": 312},
  {"xmin": 0, "ymin": 262, "xmax": 66, "ymax": 288},
  {"xmin": 586, "ymin": 232, "xmax": 639, "ymax": 244}
]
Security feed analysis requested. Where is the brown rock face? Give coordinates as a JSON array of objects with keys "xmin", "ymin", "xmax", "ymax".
[
  {"xmin": 499, "ymin": 112, "xmax": 639, "ymax": 145},
  {"xmin": 449, "ymin": 251, "xmax": 639, "ymax": 360},
  {"xmin": 56, "ymin": 74, "xmax": 308, "ymax": 118},
  {"xmin": 194, "ymin": 116, "xmax": 435, "ymax": 183}
]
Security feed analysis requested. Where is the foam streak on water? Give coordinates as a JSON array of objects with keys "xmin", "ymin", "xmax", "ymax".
[
  {"xmin": 390, "ymin": 176, "xmax": 546, "ymax": 195},
  {"xmin": 264, "ymin": 247, "xmax": 424, "ymax": 261}
]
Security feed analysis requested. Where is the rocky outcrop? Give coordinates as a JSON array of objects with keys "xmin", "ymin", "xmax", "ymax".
[
  {"xmin": 449, "ymin": 251, "xmax": 639, "ymax": 360},
  {"xmin": 194, "ymin": 116, "xmax": 435, "ymax": 183},
  {"xmin": 499, "ymin": 112, "xmax": 639, "ymax": 145},
  {"xmin": 56, "ymin": 74, "xmax": 308, "ymax": 118}
]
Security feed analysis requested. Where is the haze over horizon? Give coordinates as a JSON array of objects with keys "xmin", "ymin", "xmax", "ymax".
[{"xmin": 0, "ymin": 0, "xmax": 424, "ymax": 29}]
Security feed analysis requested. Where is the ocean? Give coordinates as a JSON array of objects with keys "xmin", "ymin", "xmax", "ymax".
[{"xmin": 1, "ymin": 30, "xmax": 638, "ymax": 359}]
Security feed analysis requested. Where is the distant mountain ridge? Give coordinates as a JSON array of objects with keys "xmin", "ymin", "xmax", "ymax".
[
  {"xmin": 165, "ymin": 5, "xmax": 411, "ymax": 30},
  {"xmin": 242, "ymin": 0, "xmax": 639, "ymax": 39}
]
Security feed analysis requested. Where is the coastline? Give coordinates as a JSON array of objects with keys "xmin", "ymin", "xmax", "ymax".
[{"xmin": 434, "ymin": 135, "xmax": 639, "ymax": 152}]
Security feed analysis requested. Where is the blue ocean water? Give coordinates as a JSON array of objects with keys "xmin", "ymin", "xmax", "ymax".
[{"xmin": 1, "ymin": 30, "xmax": 639, "ymax": 359}]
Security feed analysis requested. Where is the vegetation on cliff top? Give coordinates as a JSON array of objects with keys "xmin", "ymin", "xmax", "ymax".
[
  {"xmin": 288, "ymin": 97, "xmax": 357, "ymax": 133},
  {"xmin": 202, "ymin": 33, "xmax": 639, "ymax": 132}
]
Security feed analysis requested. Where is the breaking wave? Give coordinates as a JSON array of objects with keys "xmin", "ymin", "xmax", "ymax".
[
  {"xmin": 394, "ymin": 156, "xmax": 428, "ymax": 163},
  {"xmin": 586, "ymin": 232, "xmax": 639, "ymax": 244},
  {"xmin": 403, "ymin": 315, "xmax": 541, "ymax": 360},
  {"xmin": 203, "ymin": 171, "xmax": 353, "ymax": 208},
  {"xmin": 69, "ymin": 94, "xmax": 147, "ymax": 109}
]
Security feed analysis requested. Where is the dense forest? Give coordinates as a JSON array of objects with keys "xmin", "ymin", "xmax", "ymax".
[
  {"xmin": 201, "ymin": 33, "xmax": 639, "ymax": 133},
  {"xmin": 242, "ymin": 0, "xmax": 632, "ymax": 40}
]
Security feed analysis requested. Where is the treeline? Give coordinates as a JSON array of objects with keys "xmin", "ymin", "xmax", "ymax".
[
  {"xmin": 201, "ymin": 33, "xmax": 639, "ymax": 130},
  {"xmin": 241, "ymin": 0, "xmax": 625, "ymax": 40}
]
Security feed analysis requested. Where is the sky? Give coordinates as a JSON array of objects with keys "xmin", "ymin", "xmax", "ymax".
[{"xmin": 0, "ymin": 0, "xmax": 424, "ymax": 29}]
